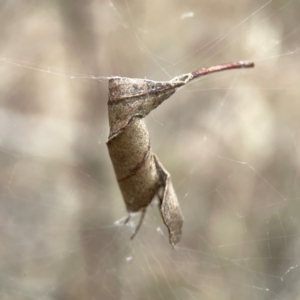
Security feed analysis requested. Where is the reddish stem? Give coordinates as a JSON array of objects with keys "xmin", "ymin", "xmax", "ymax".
[{"xmin": 191, "ymin": 61, "xmax": 254, "ymax": 80}]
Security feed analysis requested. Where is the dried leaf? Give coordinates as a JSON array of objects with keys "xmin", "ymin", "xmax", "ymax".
[{"xmin": 106, "ymin": 61, "xmax": 254, "ymax": 247}]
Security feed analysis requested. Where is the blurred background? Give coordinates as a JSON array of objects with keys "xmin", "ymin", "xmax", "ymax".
[{"xmin": 0, "ymin": 0, "xmax": 300, "ymax": 299}]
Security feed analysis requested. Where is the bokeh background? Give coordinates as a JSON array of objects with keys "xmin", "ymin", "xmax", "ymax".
[{"xmin": 0, "ymin": 0, "xmax": 300, "ymax": 299}]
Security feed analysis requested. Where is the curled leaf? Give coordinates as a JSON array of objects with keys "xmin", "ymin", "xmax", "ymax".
[{"xmin": 106, "ymin": 61, "xmax": 254, "ymax": 246}]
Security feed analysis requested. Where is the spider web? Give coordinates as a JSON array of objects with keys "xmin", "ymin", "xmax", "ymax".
[{"xmin": 0, "ymin": 0, "xmax": 300, "ymax": 299}]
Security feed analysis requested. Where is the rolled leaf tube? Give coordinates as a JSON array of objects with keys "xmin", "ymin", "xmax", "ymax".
[{"xmin": 107, "ymin": 61, "xmax": 254, "ymax": 247}]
